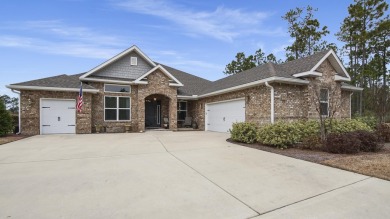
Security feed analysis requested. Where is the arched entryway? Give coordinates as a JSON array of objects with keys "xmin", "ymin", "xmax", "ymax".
[{"xmin": 144, "ymin": 94, "xmax": 170, "ymax": 129}]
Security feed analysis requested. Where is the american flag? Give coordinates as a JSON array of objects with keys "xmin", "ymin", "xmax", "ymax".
[{"xmin": 77, "ymin": 82, "xmax": 83, "ymax": 113}]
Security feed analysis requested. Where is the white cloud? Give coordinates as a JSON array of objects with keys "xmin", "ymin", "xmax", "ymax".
[
  {"xmin": 0, "ymin": 35, "xmax": 120, "ymax": 59},
  {"xmin": 0, "ymin": 20, "xmax": 127, "ymax": 59},
  {"xmin": 115, "ymin": 0, "xmax": 276, "ymax": 42}
]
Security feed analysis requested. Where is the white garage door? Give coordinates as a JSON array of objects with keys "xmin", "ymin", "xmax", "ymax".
[
  {"xmin": 206, "ymin": 99, "xmax": 245, "ymax": 132},
  {"xmin": 41, "ymin": 99, "xmax": 76, "ymax": 134}
]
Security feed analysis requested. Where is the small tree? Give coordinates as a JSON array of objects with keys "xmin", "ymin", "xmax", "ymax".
[{"xmin": 0, "ymin": 99, "xmax": 13, "ymax": 136}]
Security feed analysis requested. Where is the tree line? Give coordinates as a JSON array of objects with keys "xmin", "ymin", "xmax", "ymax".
[{"xmin": 224, "ymin": 0, "xmax": 389, "ymax": 122}]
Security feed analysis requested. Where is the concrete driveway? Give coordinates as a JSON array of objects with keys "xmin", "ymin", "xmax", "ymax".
[{"xmin": 0, "ymin": 131, "xmax": 389, "ymax": 219}]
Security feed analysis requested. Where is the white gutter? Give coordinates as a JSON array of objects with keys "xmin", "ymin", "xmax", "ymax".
[
  {"xmin": 6, "ymin": 85, "xmax": 99, "ymax": 93},
  {"xmin": 10, "ymin": 89, "xmax": 21, "ymax": 135},
  {"xmin": 265, "ymin": 82, "xmax": 275, "ymax": 124},
  {"xmin": 198, "ymin": 76, "xmax": 308, "ymax": 99},
  {"xmin": 177, "ymin": 95, "xmax": 199, "ymax": 100},
  {"xmin": 80, "ymin": 77, "xmax": 136, "ymax": 85},
  {"xmin": 341, "ymin": 85, "xmax": 364, "ymax": 91}
]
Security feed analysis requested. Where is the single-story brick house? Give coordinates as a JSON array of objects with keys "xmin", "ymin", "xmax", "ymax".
[{"xmin": 7, "ymin": 45, "xmax": 362, "ymax": 135}]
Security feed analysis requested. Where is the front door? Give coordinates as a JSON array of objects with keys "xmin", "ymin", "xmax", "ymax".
[{"xmin": 145, "ymin": 100, "xmax": 161, "ymax": 128}]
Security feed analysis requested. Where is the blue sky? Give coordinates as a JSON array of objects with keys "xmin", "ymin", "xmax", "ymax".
[{"xmin": 1, "ymin": 0, "xmax": 353, "ymax": 97}]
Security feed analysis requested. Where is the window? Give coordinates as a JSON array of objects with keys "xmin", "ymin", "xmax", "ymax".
[
  {"xmin": 105, "ymin": 96, "xmax": 130, "ymax": 121},
  {"xmin": 177, "ymin": 101, "xmax": 187, "ymax": 121},
  {"xmin": 320, "ymin": 89, "xmax": 329, "ymax": 116},
  {"xmin": 130, "ymin": 57, "xmax": 137, "ymax": 66},
  {"xmin": 104, "ymin": 84, "xmax": 130, "ymax": 93}
]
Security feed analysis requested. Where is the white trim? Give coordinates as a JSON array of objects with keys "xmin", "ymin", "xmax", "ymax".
[
  {"xmin": 80, "ymin": 77, "xmax": 135, "ymax": 85},
  {"xmin": 80, "ymin": 45, "xmax": 156, "ymax": 79},
  {"xmin": 335, "ymin": 75, "xmax": 351, "ymax": 82},
  {"xmin": 6, "ymin": 85, "xmax": 99, "ymax": 93},
  {"xmin": 39, "ymin": 98, "xmax": 76, "ymax": 135},
  {"xmin": 134, "ymin": 65, "xmax": 184, "ymax": 87},
  {"xmin": 292, "ymin": 71, "xmax": 322, "ymax": 78},
  {"xmin": 205, "ymin": 97, "xmax": 245, "ymax": 131},
  {"xmin": 292, "ymin": 50, "xmax": 351, "ymax": 81},
  {"xmin": 104, "ymin": 84, "xmax": 131, "ymax": 93},
  {"xmin": 198, "ymin": 77, "xmax": 308, "ymax": 98},
  {"xmin": 341, "ymin": 85, "xmax": 364, "ymax": 91},
  {"xmin": 104, "ymin": 96, "xmax": 131, "ymax": 122},
  {"xmin": 265, "ymin": 82, "xmax": 274, "ymax": 124},
  {"xmin": 177, "ymin": 95, "xmax": 199, "ymax": 100},
  {"xmin": 10, "ymin": 89, "xmax": 21, "ymax": 134}
]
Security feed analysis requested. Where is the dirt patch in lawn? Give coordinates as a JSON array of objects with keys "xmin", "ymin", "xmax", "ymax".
[
  {"xmin": 0, "ymin": 134, "xmax": 31, "ymax": 145},
  {"xmin": 228, "ymin": 139, "xmax": 390, "ymax": 181}
]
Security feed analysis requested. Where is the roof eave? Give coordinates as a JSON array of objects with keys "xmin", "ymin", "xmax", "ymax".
[
  {"xmin": 6, "ymin": 85, "xmax": 99, "ymax": 93},
  {"xmin": 198, "ymin": 77, "xmax": 308, "ymax": 99},
  {"xmin": 341, "ymin": 85, "xmax": 363, "ymax": 91}
]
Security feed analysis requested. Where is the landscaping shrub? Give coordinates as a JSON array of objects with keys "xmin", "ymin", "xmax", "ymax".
[
  {"xmin": 0, "ymin": 100, "xmax": 13, "ymax": 136},
  {"xmin": 297, "ymin": 135, "xmax": 323, "ymax": 150},
  {"xmin": 326, "ymin": 119, "xmax": 372, "ymax": 133},
  {"xmin": 257, "ymin": 122, "xmax": 302, "ymax": 148},
  {"xmin": 325, "ymin": 132, "xmax": 361, "ymax": 154},
  {"xmin": 230, "ymin": 122, "xmax": 258, "ymax": 144},
  {"xmin": 352, "ymin": 130, "xmax": 383, "ymax": 152},
  {"xmin": 376, "ymin": 123, "xmax": 390, "ymax": 143},
  {"xmin": 353, "ymin": 115, "xmax": 378, "ymax": 130}
]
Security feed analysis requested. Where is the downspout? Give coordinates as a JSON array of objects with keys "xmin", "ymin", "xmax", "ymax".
[
  {"xmin": 265, "ymin": 81, "xmax": 274, "ymax": 124},
  {"xmin": 350, "ymin": 92, "xmax": 354, "ymax": 119},
  {"xmin": 11, "ymin": 89, "xmax": 21, "ymax": 134}
]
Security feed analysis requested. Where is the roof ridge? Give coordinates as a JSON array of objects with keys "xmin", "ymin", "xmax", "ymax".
[{"xmin": 266, "ymin": 62, "xmax": 277, "ymax": 76}]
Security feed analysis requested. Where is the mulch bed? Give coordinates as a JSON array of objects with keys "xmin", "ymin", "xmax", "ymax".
[
  {"xmin": 228, "ymin": 139, "xmax": 390, "ymax": 181},
  {"xmin": 0, "ymin": 134, "xmax": 31, "ymax": 145}
]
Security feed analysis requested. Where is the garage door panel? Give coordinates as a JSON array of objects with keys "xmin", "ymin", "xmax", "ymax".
[
  {"xmin": 206, "ymin": 99, "xmax": 245, "ymax": 133},
  {"xmin": 41, "ymin": 99, "xmax": 76, "ymax": 134}
]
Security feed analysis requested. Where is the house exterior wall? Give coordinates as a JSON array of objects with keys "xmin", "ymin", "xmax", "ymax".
[
  {"xmin": 93, "ymin": 51, "xmax": 153, "ymax": 80},
  {"xmin": 192, "ymin": 85, "xmax": 272, "ymax": 130},
  {"xmin": 88, "ymin": 82, "xmax": 139, "ymax": 133},
  {"xmin": 19, "ymin": 90, "xmax": 92, "ymax": 135},
  {"xmin": 137, "ymin": 70, "xmax": 178, "ymax": 131},
  {"xmin": 273, "ymin": 84, "xmax": 308, "ymax": 122},
  {"xmin": 306, "ymin": 59, "xmax": 352, "ymax": 119}
]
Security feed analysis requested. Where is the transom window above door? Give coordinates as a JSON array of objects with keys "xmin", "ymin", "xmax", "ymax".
[{"xmin": 104, "ymin": 84, "xmax": 131, "ymax": 93}]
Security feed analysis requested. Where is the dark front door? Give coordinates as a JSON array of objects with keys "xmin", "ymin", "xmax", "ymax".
[{"xmin": 145, "ymin": 100, "xmax": 161, "ymax": 128}]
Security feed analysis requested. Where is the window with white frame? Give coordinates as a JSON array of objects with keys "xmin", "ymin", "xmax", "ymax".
[
  {"xmin": 104, "ymin": 84, "xmax": 131, "ymax": 93},
  {"xmin": 320, "ymin": 89, "xmax": 329, "ymax": 116},
  {"xmin": 177, "ymin": 101, "xmax": 187, "ymax": 121},
  {"xmin": 105, "ymin": 96, "xmax": 131, "ymax": 121}
]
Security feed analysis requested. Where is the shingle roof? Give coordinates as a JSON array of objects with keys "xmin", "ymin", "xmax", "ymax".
[
  {"xmin": 157, "ymin": 63, "xmax": 213, "ymax": 95},
  {"xmin": 10, "ymin": 49, "xmax": 340, "ymax": 96},
  {"xmin": 198, "ymin": 50, "xmax": 331, "ymax": 95},
  {"xmin": 11, "ymin": 73, "xmax": 95, "ymax": 89}
]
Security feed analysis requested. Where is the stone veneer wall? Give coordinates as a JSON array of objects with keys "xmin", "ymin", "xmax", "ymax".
[
  {"xmin": 20, "ymin": 90, "xmax": 92, "ymax": 135},
  {"xmin": 192, "ymin": 85, "xmax": 272, "ymax": 130},
  {"xmin": 137, "ymin": 70, "xmax": 178, "ymax": 131},
  {"xmin": 88, "ymin": 82, "xmax": 138, "ymax": 133},
  {"xmin": 306, "ymin": 59, "xmax": 352, "ymax": 119}
]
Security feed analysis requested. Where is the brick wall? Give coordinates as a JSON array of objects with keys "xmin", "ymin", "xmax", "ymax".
[{"xmin": 20, "ymin": 90, "xmax": 92, "ymax": 135}]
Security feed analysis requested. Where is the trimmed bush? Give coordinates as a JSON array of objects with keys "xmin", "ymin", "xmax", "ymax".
[
  {"xmin": 353, "ymin": 130, "xmax": 383, "ymax": 152},
  {"xmin": 257, "ymin": 122, "xmax": 302, "ymax": 148},
  {"xmin": 354, "ymin": 115, "xmax": 378, "ymax": 130},
  {"xmin": 230, "ymin": 122, "xmax": 258, "ymax": 144},
  {"xmin": 326, "ymin": 119, "xmax": 372, "ymax": 133},
  {"xmin": 298, "ymin": 135, "xmax": 323, "ymax": 150},
  {"xmin": 0, "ymin": 100, "xmax": 13, "ymax": 136},
  {"xmin": 325, "ymin": 132, "xmax": 361, "ymax": 154},
  {"xmin": 376, "ymin": 123, "xmax": 390, "ymax": 143}
]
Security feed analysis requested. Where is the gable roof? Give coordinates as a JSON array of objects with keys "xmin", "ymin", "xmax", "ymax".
[
  {"xmin": 158, "ymin": 63, "xmax": 213, "ymax": 96},
  {"xmin": 80, "ymin": 45, "xmax": 156, "ymax": 79},
  {"xmin": 7, "ymin": 73, "xmax": 98, "ymax": 93},
  {"xmin": 134, "ymin": 65, "xmax": 184, "ymax": 87}
]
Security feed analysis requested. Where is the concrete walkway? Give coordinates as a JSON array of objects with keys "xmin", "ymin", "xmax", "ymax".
[{"xmin": 0, "ymin": 131, "xmax": 389, "ymax": 218}]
